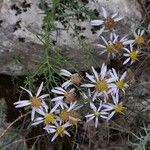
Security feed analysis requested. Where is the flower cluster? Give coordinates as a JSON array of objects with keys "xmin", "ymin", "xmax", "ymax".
[
  {"xmin": 92, "ymin": 7, "xmax": 146, "ymax": 64},
  {"xmin": 81, "ymin": 64, "xmax": 128, "ymax": 126},
  {"xmin": 14, "ymin": 80, "xmax": 82, "ymax": 142},
  {"xmin": 13, "ymin": 7, "xmax": 147, "ymax": 142},
  {"xmin": 14, "ymin": 64, "xmax": 128, "ymax": 141}
]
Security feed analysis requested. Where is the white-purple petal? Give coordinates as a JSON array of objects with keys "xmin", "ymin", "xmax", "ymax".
[
  {"xmin": 31, "ymin": 109, "xmax": 35, "ymax": 121},
  {"xmin": 114, "ymin": 16, "xmax": 123, "ymax": 22},
  {"xmin": 15, "ymin": 102, "xmax": 31, "ymax": 108},
  {"xmin": 39, "ymin": 94, "xmax": 49, "ymax": 99},
  {"xmin": 51, "ymin": 96, "xmax": 64, "ymax": 102},
  {"xmin": 60, "ymin": 69, "xmax": 72, "ymax": 76},
  {"xmin": 123, "ymin": 58, "xmax": 130, "ymax": 65},
  {"xmin": 97, "ymin": 26, "xmax": 105, "ymax": 36},
  {"xmin": 102, "ymin": 7, "xmax": 107, "ymax": 18},
  {"xmin": 62, "ymin": 80, "xmax": 72, "ymax": 88},
  {"xmin": 91, "ymin": 20, "xmax": 104, "ymax": 26},
  {"xmin": 36, "ymin": 82, "xmax": 43, "ymax": 97},
  {"xmin": 20, "ymin": 87, "xmax": 33, "ymax": 97},
  {"xmin": 51, "ymin": 89, "xmax": 65, "ymax": 95},
  {"xmin": 81, "ymin": 84, "xmax": 95, "ymax": 88},
  {"xmin": 86, "ymin": 73, "xmax": 96, "ymax": 83}
]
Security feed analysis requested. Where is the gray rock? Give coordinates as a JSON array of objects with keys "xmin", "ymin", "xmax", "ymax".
[{"xmin": 0, "ymin": 0, "xmax": 143, "ymax": 75}]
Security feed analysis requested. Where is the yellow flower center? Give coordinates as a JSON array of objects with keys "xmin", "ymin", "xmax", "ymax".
[
  {"xmin": 104, "ymin": 18, "xmax": 115, "ymax": 30},
  {"xmin": 44, "ymin": 113, "xmax": 55, "ymax": 124},
  {"xmin": 60, "ymin": 110, "xmax": 70, "ymax": 122},
  {"xmin": 64, "ymin": 92, "xmax": 76, "ymax": 103},
  {"xmin": 114, "ymin": 42, "xmax": 124, "ymax": 51},
  {"xmin": 94, "ymin": 111, "xmax": 100, "ymax": 117},
  {"xmin": 116, "ymin": 80, "xmax": 126, "ymax": 90},
  {"xmin": 106, "ymin": 44, "xmax": 116, "ymax": 53},
  {"xmin": 56, "ymin": 126, "xmax": 65, "ymax": 137},
  {"xmin": 114, "ymin": 103, "xmax": 126, "ymax": 114},
  {"xmin": 70, "ymin": 74, "xmax": 82, "ymax": 85},
  {"xmin": 59, "ymin": 110, "xmax": 80, "ymax": 126},
  {"xmin": 31, "ymin": 97, "xmax": 42, "ymax": 108},
  {"xmin": 95, "ymin": 80, "xmax": 108, "ymax": 92},
  {"xmin": 130, "ymin": 51, "xmax": 139, "ymax": 61},
  {"xmin": 135, "ymin": 36, "xmax": 145, "ymax": 46}
]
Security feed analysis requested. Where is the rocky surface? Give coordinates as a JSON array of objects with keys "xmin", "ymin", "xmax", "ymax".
[{"xmin": 0, "ymin": 0, "xmax": 143, "ymax": 75}]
